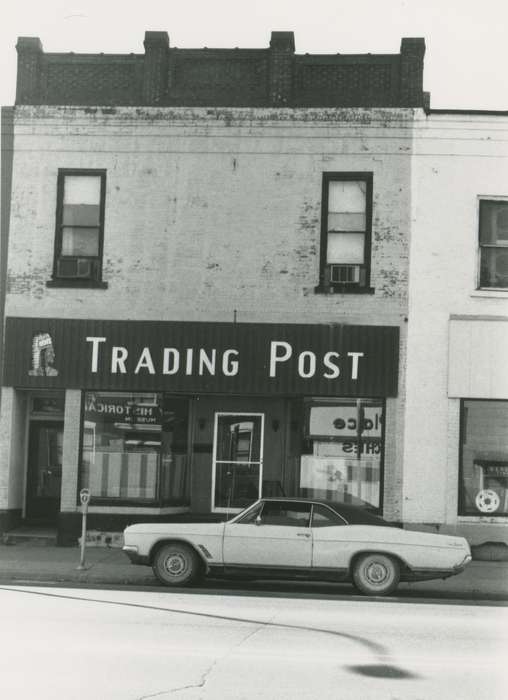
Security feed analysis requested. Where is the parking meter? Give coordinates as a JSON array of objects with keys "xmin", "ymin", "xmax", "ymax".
[{"xmin": 77, "ymin": 488, "xmax": 91, "ymax": 570}]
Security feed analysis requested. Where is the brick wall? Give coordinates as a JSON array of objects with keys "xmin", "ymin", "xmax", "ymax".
[
  {"xmin": 294, "ymin": 57, "xmax": 399, "ymax": 108},
  {"xmin": 0, "ymin": 388, "xmax": 27, "ymax": 510},
  {"xmin": 15, "ymin": 32, "xmax": 426, "ymax": 108}
]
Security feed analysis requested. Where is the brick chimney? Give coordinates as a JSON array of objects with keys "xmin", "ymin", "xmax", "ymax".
[
  {"xmin": 400, "ymin": 38, "xmax": 426, "ymax": 107},
  {"xmin": 269, "ymin": 31, "xmax": 295, "ymax": 106},
  {"xmin": 142, "ymin": 31, "xmax": 170, "ymax": 104},
  {"xmin": 15, "ymin": 37, "xmax": 43, "ymax": 104}
]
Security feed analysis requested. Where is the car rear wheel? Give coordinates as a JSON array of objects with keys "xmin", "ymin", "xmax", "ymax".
[
  {"xmin": 352, "ymin": 553, "xmax": 400, "ymax": 596},
  {"xmin": 152, "ymin": 542, "xmax": 201, "ymax": 587}
]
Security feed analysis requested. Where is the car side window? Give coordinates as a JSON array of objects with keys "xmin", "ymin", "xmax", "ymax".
[
  {"xmin": 261, "ymin": 501, "xmax": 311, "ymax": 527},
  {"xmin": 311, "ymin": 504, "xmax": 347, "ymax": 527}
]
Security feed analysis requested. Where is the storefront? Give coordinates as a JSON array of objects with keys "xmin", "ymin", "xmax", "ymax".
[
  {"xmin": 449, "ymin": 318, "xmax": 508, "ymax": 539},
  {"xmin": 1, "ymin": 317, "xmax": 399, "ymax": 541}
]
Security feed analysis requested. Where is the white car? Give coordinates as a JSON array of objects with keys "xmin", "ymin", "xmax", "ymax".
[{"xmin": 123, "ymin": 497, "xmax": 472, "ymax": 596}]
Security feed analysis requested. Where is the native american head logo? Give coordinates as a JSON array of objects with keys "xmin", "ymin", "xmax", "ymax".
[{"xmin": 28, "ymin": 332, "xmax": 59, "ymax": 376}]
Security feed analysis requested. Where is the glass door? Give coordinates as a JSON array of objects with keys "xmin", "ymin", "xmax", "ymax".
[
  {"xmin": 26, "ymin": 421, "xmax": 63, "ymax": 522},
  {"xmin": 212, "ymin": 413, "xmax": 264, "ymax": 512}
]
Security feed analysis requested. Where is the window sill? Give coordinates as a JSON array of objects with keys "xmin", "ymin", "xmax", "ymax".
[
  {"xmin": 314, "ymin": 284, "xmax": 375, "ymax": 295},
  {"xmin": 46, "ymin": 279, "xmax": 108, "ymax": 289},
  {"xmin": 80, "ymin": 503, "xmax": 190, "ymax": 516},
  {"xmin": 457, "ymin": 515, "xmax": 508, "ymax": 522},
  {"xmin": 470, "ymin": 289, "xmax": 508, "ymax": 298}
]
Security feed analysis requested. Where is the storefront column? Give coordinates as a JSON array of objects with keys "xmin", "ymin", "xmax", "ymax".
[
  {"xmin": 382, "ymin": 396, "xmax": 403, "ymax": 522},
  {"xmin": 0, "ymin": 388, "xmax": 28, "ymax": 531},
  {"xmin": 60, "ymin": 389, "xmax": 82, "ymax": 513},
  {"xmin": 444, "ymin": 399, "xmax": 461, "ymax": 523}
]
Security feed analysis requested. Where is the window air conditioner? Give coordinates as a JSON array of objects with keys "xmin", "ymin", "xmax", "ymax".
[
  {"xmin": 56, "ymin": 257, "xmax": 94, "ymax": 279},
  {"xmin": 329, "ymin": 264, "xmax": 360, "ymax": 284}
]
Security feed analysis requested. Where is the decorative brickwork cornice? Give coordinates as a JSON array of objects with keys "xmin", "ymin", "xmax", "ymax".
[{"xmin": 14, "ymin": 32, "xmax": 427, "ymax": 108}]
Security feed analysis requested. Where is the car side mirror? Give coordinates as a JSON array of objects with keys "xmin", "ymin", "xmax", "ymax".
[{"xmin": 255, "ymin": 515, "xmax": 262, "ymax": 526}]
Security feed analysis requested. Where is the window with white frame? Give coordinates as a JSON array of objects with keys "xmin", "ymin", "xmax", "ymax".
[
  {"xmin": 212, "ymin": 413, "xmax": 264, "ymax": 511},
  {"xmin": 49, "ymin": 170, "xmax": 106, "ymax": 287},
  {"xmin": 317, "ymin": 173, "xmax": 373, "ymax": 292},
  {"xmin": 479, "ymin": 200, "xmax": 508, "ymax": 289}
]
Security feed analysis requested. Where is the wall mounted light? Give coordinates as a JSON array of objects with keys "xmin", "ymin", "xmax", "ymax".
[
  {"xmin": 198, "ymin": 418, "xmax": 206, "ymax": 430},
  {"xmin": 272, "ymin": 419, "xmax": 280, "ymax": 432}
]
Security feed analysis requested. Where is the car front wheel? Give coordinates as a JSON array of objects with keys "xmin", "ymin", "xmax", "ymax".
[
  {"xmin": 352, "ymin": 553, "xmax": 400, "ymax": 596},
  {"xmin": 152, "ymin": 542, "xmax": 201, "ymax": 587}
]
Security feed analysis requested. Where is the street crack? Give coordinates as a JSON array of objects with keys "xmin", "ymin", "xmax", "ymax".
[{"xmin": 136, "ymin": 658, "xmax": 218, "ymax": 699}]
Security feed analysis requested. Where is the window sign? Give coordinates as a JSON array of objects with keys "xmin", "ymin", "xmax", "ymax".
[
  {"xmin": 80, "ymin": 392, "xmax": 189, "ymax": 504},
  {"xmin": 308, "ymin": 404, "xmax": 383, "ymax": 439},
  {"xmin": 301, "ymin": 398, "xmax": 384, "ymax": 509}
]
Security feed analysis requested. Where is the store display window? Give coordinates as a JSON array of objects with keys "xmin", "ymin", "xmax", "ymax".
[
  {"xmin": 300, "ymin": 398, "xmax": 384, "ymax": 509},
  {"xmin": 460, "ymin": 400, "xmax": 508, "ymax": 516},
  {"xmin": 80, "ymin": 392, "xmax": 189, "ymax": 504}
]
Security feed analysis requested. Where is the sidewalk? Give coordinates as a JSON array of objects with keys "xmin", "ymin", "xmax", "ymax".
[{"xmin": 0, "ymin": 544, "xmax": 507, "ymax": 600}]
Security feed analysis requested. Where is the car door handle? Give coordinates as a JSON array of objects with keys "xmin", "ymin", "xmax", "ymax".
[{"xmin": 297, "ymin": 533, "xmax": 311, "ymax": 538}]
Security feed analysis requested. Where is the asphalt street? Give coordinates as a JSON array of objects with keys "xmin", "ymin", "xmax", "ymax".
[{"xmin": 0, "ymin": 585, "xmax": 506, "ymax": 700}]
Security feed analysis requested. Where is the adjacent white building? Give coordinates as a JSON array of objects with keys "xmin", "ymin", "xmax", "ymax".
[{"xmin": 405, "ymin": 111, "xmax": 508, "ymax": 545}]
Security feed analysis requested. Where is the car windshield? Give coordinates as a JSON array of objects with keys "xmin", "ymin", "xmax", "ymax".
[{"xmin": 228, "ymin": 501, "xmax": 263, "ymax": 523}]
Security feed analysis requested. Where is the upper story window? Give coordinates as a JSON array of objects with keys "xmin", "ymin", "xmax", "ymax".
[
  {"xmin": 479, "ymin": 200, "xmax": 508, "ymax": 290},
  {"xmin": 316, "ymin": 173, "xmax": 373, "ymax": 294},
  {"xmin": 47, "ymin": 169, "xmax": 107, "ymax": 288}
]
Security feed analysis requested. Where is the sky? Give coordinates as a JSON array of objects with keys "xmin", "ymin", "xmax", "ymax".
[{"xmin": 1, "ymin": 0, "xmax": 507, "ymax": 110}]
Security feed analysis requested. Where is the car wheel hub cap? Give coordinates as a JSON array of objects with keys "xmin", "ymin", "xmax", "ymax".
[
  {"xmin": 366, "ymin": 562, "xmax": 388, "ymax": 584},
  {"xmin": 165, "ymin": 554, "xmax": 186, "ymax": 576}
]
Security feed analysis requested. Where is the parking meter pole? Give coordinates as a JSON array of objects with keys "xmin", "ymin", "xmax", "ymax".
[{"xmin": 76, "ymin": 488, "xmax": 91, "ymax": 571}]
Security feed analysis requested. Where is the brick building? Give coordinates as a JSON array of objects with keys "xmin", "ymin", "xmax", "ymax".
[{"xmin": 1, "ymin": 30, "xmax": 504, "ymax": 548}]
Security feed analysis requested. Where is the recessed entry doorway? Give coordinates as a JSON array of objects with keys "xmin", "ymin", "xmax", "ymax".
[{"xmin": 26, "ymin": 421, "xmax": 63, "ymax": 522}]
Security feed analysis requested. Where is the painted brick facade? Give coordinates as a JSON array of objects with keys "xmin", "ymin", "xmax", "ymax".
[
  {"xmin": 5, "ymin": 106, "xmax": 413, "ymax": 326},
  {"xmin": 2, "ymin": 104, "xmax": 413, "ymax": 532}
]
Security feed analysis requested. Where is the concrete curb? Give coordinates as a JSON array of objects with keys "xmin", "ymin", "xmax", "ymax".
[{"xmin": 0, "ymin": 555, "xmax": 507, "ymax": 601}]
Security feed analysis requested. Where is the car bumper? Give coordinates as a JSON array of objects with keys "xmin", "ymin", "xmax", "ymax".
[
  {"xmin": 405, "ymin": 554, "xmax": 472, "ymax": 582},
  {"xmin": 122, "ymin": 545, "xmax": 150, "ymax": 566},
  {"xmin": 453, "ymin": 553, "xmax": 473, "ymax": 573}
]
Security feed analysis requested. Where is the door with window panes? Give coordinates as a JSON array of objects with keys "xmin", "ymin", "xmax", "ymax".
[{"xmin": 212, "ymin": 413, "xmax": 264, "ymax": 512}]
